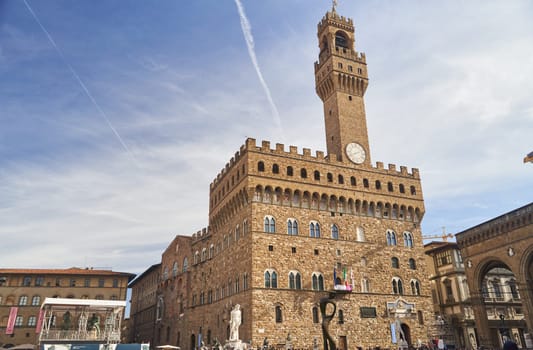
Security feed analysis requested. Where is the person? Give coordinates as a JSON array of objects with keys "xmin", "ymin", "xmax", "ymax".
[
  {"xmin": 262, "ymin": 337, "xmax": 269, "ymax": 350},
  {"xmin": 502, "ymin": 340, "xmax": 518, "ymax": 350}
]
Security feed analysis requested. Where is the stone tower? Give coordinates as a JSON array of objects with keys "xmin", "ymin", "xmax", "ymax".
[{"xmin": 315, "ymin": 9, "xmax": 371, "ymax": 166}]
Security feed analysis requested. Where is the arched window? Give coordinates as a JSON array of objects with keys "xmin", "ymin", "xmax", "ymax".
[
  {"xmin": 18, "ymin": 295, "xmax": 28, "ymax": 306},
  {"xmin": 310, "ymin": 221, "xmax": 321, "ymax": 238},
  {"xmin": 31, "ymin": 295, "xmax": 41, "ymax": 306},
  {"xmin": 287, "ymin": 166, "xmax": 293, "ymax": 176},
  {"xmin": 312, "ymin": 306, "xmax": 319, "ymax": 323},
  {"xmin": 209, "ymin": 244, "xmax": 214, "ymax": 259},
  {"xmin": 312, "ymin": 273, "xmax": 325, "ymax": 291},
  {"xmin": 392, "ymin": 277, "xmax": 403, "ymax": 295},
  {"xmin": 327, "ymin": 173, "xmax": 333, "ymax": 182},
  {"xmin": 314, "ymin": 170, "xmax": 320, "ymax": 181},
  {"xmin": 508, "ymin": 280, "xmax": 520, "ymax": 299},
  {"xmin": 15, "ymin": 316, "xmax": 23, "ymax": 327},
  {"xmin": 409, "ymin": 258, "xmax": 417, "ymax": 270},
  {"xmin": 27, "ymin": 316, "xmax": 37, "ymax": 327},
  {"xmin": 272, "ymin": 164, "xmax": 279, "ymax": 174},
  {"xmin": 399, "ymin": 184, "xmax": 405, "ymax": 193},
  {"xmin": 388, "ymin": 182, "xmax": 394, "ymax": 192},
  {"xmin": 264, "ymin": 270, "xmax": 278, "ymax": 288},
  {"xmin": 243, "ymin": 219, "xmax": 248, "ymax": 236},
  {"xmin": 387, "ymin": 230, "xmax": 397, "ymax": 246},
  {"xmin": 301, "ymin": 168, "xmax": 307, "ymax": 178},
  {"xmin": 391, "ymin": 257, "xmax": 399, "ymax": 269},
  {"xmin": 361, "ymin": 278, "xmax": 370, "ymax": 293},
  {"xmin": 275, "ymin": 305, "xmax": 283, "ymax": 323},
  {"xmin": 404, "ymin": 232, "xmax": 413, "ymax": 248},
  {"xmin": 258, "ymin": 161, "xmax": 265, "ymax": 172},
  {"xmin": 338, "ymin": 175, "xmax": 344, "ymax": 184},
  {"xmin": 410, "ymin": 186, "xmax": 416, "ymax": 195},
  {"xmin": 375, "ymin": 180, "xmax": 381, "ymax": 190},
  {"xmin": 356, "ymin": 227, "xmax": 365, "ymax": 242},
  {"xmin": 350, "ymin": 176, "xmax": 356, "ymax": 186},
  {"xmin": 363, "ymin": 178, "xmax": 369, "ymax": 188},
  {"xmin": 287, "ymin": 219, "xmax": 298, "ymax": 235},
  {"xmin": 288, "ymin": 271, "xmax": 302, "ymax": 290},
  {"xmin": 264, "ymin": 216, "xmax": 276, "ymax": 233},
  {"xmin": 411, "ymin": 280, "xmax": 421, "ymax": 295},
  {"xmin": 182, "ymin": 257, "xmax": 188, "ymax": 272},
  {"xmin": 156, "ymin": 296, "xmax": 164, "ymax": 321},
  {"xmin": 172, "ymin": 262, "xmax": 179, "ymax": 277},
  {"xmin": 335, "ymin": 30, "xmax": 349, "ymax": 49},
  {"xmin": 194, "ymin": 251, "xmax": 200, "ymax": 265},
  {"xmin": 331, "ymin": 224, "xmax": 339, "ymax": 240}
]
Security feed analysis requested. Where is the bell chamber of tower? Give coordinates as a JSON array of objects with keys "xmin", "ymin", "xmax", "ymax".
[{"xmin": 315, "ymin": 10, "xmax": 371, "ymax": 167}]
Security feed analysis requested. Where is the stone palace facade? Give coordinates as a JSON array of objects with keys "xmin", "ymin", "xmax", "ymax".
[{"xmin": 150, "ymin": 7, "xmax": 433, "ymax": 350}]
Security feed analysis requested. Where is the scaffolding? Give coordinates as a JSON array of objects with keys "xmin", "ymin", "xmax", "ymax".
[{"xmin": 38, "ymin": 298, "xmax": 126, "ymax": 345}]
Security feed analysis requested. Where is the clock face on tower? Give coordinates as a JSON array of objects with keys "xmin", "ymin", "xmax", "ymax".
[{"xmin": 345, "ymin": 142, "xmax": 366, "ymax": 164}]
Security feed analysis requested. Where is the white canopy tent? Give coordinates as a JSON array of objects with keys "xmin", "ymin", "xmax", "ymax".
[{"xmin": 39, "ymin": 298, "xmax": 126, "ymax": 345}]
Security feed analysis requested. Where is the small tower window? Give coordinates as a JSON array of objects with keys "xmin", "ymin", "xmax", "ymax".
[
  {"xmin": 314, "ymin": 170, "xmax": 320, "ymax": 181},
  {"xmin": 272, "ymin": 164, "xmax": 279, "ymax": 174},
  {"xmin": 258, "ymin": 161, "xmax": 265, "ymax": 172},
  {"xmin": 287, "ymin": 166, "xmax": 293, "ymax": 176},
  {"xmin": 335, "ymin": 31, "xmax": 349, "ymax": 49}
]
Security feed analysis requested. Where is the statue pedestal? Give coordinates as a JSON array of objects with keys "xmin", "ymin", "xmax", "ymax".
[{"xmin": 224, "ymin": 340, "xmax": 246, "ymax": 350}]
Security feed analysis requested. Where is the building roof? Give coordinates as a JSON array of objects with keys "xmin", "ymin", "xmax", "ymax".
[
  {"xmin": 41, "ymin": 297, "xmax": 126, "ymax": 309},
  {"xmin": 424, "ymin": 241, "xmax": 459, "ymax": 255},
  {"xmin": 128, "ymin": 263, "xmax": 161, "ymax": 287},
  {"xmin": 0, "ymin": 267, "xmax": 135, "ymax": 281}
]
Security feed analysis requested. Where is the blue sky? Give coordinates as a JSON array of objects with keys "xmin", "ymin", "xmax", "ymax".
[{"xmin": 1, "ymin": 0, "xmax": 532, "ymax": 274}]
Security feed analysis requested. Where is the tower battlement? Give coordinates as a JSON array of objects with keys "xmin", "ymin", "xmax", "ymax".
[
  {"xmin": 191, "ymin": 226, "xmax": 210, "ymax": 243},
  {"xmin": 210, "ymin": 138, "xmax": 420, "ymax": 190},
  {"xmin": 315, "ymin": 47, "xmax": 366, "ymax": 72},
  {"xmin": 317, "ymin": 10, "xmax": 354, "ymax": 34}
]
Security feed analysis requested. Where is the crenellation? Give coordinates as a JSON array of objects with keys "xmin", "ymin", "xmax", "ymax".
[
  {"xmin": 289, "ymin": 145, "xmax": 297, "ymax": 154},
  {"xmin": 261, "ymin": 140, "xmax": 270, "ymax": 150},
  {"xmin": 302, "ymin": 148, "xmax": 311, "ymax": 156},
  {"xmin": 275, "ymin": 143, "xmax": 284, "ymax": 152},
  {"xmin": 388, "ymin": 164, "xmax": 396, "ymax": 172},
  {"xmin": 376, "ymin": 161, "xmax": 384, "ymax": 169},
  {"xmin": 315, "ymin": 150, "xmax": 324, "ymax": 159},
  {"xmin": 400, "ymin": 166, "xmax": 408, "ymax": 175}
]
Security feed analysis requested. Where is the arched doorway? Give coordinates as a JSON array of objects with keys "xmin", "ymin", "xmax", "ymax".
[{"xmin": 400, "ymin": 323, "xmax": 412, "ymax": 346}]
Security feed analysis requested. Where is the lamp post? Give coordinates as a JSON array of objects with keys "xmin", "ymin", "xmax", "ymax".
[{"xmin": 499, "ymin": 314, "xmax": 507, "ymax": 343}]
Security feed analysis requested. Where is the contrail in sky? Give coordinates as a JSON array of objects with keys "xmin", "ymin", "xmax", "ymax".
[
  {"xmin": 23, "ymin": 0, "xmax": 138, "ymax": 166},
  {"xmin": 234, "ymin": 0, "xmax": 283, "ymax": 131}
]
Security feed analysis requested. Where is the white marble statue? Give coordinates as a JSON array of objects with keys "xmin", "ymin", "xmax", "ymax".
[{"xmin": 229, "ymin": 304, "xmax": 242, "ymax": 342}]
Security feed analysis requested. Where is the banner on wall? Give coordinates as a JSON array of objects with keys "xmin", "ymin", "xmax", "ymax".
[
  {"xmin": 36, "ymin": 309, "xmax": 45, "ymax": 333},
  {"xmin": 6, "ymin": 307, "xmax": 18, "ymax": 335}
]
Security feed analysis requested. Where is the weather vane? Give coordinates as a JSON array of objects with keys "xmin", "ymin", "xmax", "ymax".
[{"xmin": 332, "ymin": 0, "xmax": 338, "ymax": 12}]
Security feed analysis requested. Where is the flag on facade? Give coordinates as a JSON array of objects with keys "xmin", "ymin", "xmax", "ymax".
[{"xmin": 6, "ymin": 307, "xmax": 18, "ymax": 335}]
